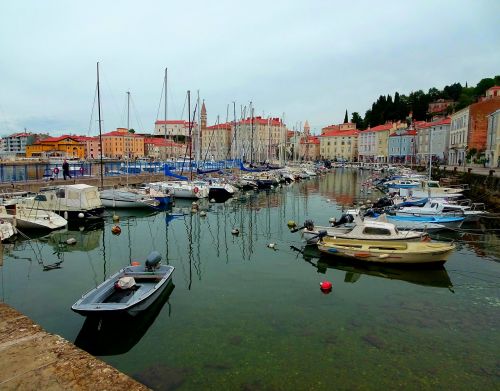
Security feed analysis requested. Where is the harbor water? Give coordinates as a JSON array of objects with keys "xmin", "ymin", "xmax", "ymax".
[{"xmin": 0, "ymin": 170, "xmax": 499, "ymax": 390}]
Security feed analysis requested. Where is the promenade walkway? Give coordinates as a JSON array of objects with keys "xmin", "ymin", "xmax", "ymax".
[
  {"xmin": 439, "ymin": 165, "xmax": 500, "ymax": 177},
  {"xmin": 0, "ymin": 303, "xmax": 149, "ymax": 390}
]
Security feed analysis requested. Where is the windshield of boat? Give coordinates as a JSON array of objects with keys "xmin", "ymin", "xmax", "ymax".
[{"xmin": 363, "ymin": 227, "xmax": 391, "ymax": 235}]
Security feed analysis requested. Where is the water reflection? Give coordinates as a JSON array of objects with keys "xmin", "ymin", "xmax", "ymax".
[
  {"xmin": 74, "ymin": 281, "xmax": 175, "ymax": 356},
  {"xmin": 293, "ymin": 244, "xmax": 454, "ymax": 289}
]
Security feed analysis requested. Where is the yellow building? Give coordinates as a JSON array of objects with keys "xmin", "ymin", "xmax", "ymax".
[
  {"xmin": 25, "ymin": 135, "xmax": 85, "ymax": 159},
  {"xmin": 102, "ymin": 128, "xmax": 145, "ymax": 159},
  {"xmin": 319, "ymin": 123, "xmax": 359, "ymax": 161}
]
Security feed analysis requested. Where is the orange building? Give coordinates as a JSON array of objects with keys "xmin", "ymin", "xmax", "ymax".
[
  {"xmin": 468, "ymin": 92, "xmax": 500, "ymax": 152},
  {"xmin": 25, "ymin": 135, "xmax": 85, "ymax": 159},
  {"xmin": 102, "ymin": 128, "xmax": 145, "ymax": 159}
]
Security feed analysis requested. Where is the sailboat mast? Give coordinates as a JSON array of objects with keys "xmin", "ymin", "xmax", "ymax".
[
  {"xmin": 164, "ymin": 67, "xmax": 169, "ymax": 159},
  {"xmin": 250, "ymin": 103, "xmax": 254, "ymax": 164},
  {"xmin": 428, "ymin": 127, "xmax": 432, "ymax": 181},
  {"xmin": 127, "ymin": 91, "xmax": 130, "ymax": 130},
  {"xmin": 196, "ymin": 90, "xmax": 201, "ymax": 164},
  {"xmin": 97, "ymin": 62, "xmax": 104, "ymax": 189},
  {"xmin": 188, "ymin": 90, "xmax": 192, "ymax": 181},
  {"xmin": 233, "ymin": 101, "xmax": 237, "ymax": 161}
]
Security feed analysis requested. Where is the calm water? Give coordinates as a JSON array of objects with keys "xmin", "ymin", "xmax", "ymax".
[{"xmin": 1, "ymin": 170, "xmax": 499, "ymax": 390}]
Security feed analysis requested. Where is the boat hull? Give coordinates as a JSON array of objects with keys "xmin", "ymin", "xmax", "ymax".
[{"xmin": 318, "ymin": 239, "xmax": 455, "ymax": 265}]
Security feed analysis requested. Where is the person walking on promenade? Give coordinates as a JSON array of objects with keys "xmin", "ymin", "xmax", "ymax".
[{"xmin": 62, "ymin": 159, "xmax": 71, "ymax": 180}]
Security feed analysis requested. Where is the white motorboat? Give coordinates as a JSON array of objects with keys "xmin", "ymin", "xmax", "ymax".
[
  {"xmin": 301, "ymin": 216, "xmax": 426, "ymax": 244},
  {"xmin": 395, "ymin": 200, "xmax": 487, "ymax": 222},
  {"xmin": 153, "ymin": 181, "xmax": 209, "ymax": 199},
  {"xmin": 5, "ymin": 184, "xmax": 105, "ymax": 222},
  {"xmin": 400, "ymin": 180, "xmax": 464, "ymax": 199},
  {"xmin": 0, "ymin": 204, "xmax": 67, "ymax": 230},
  {"xmin": 100, "ymin": 188, "xmax": 160, "ymax": 209}
]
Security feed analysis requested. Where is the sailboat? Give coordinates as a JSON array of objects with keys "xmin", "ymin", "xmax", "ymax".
[{"xmin": 95, "ymin": 85, "xmax": 161, "ymax": 209}]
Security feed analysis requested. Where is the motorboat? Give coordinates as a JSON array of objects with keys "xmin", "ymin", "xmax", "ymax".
[
  {"xmin": 100, "ymin": 188, "xmax": 160, "ymax": 209},
  {"xmin": 72, "ymin": 251, "xmax": 175, "ymax": 316},
  {"xmin": 300, "ymin": 216, "xmax": 427, "ymax": 244},
  {"xmin": 5, "ymin": 184, "xmax": 105, "ymax": 223},
  {"xmin": 152, "ymin": 181, "xmax": 209, "ymax": 199},
  {"xmin": 384, "ymin": 179, "xmax": 421, "ymax": 189},
  {"xmin": 0, "ymin": 204, "xmax": 67, "ymax": 231},
  {"xmin": 131, "ymin": 185, "xmax": 172, "ymax": 207},
  {"xmin": 399, "ymin": 180, "xmax": 464, "ymax": 199},
  {"xmin": 317, "ymin": 234, "xmax": 455, "ymax": 265},
  {"xmin": 395, "ymin": 199, "xmax": 487, "ymax": 222},
  {"xmin": 197, "ymin": 179, "xmax": 236, "ymax": 200}
]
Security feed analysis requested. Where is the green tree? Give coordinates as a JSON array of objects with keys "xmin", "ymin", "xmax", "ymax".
[
  {"xmin": 474, "ymin": 78, "xmax": 495, "ymax": 97},
  {"xmin": 351, "ymin": 112, "xmax": 364, "ymax": 130},
  {"xmin": 128, "ymin": 128, "xmax": 135, "ymax": 133},
  {"xmin": 343, "ymin": 109, "xmax": 348, "ymax": 123}
]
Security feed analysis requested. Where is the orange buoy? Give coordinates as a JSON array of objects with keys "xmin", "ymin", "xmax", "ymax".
[
  {"xmin": 111, "ymin": 225, "xmax": 121, "ymax": 235},
  {"xmin": 131, "ymin": 261, "xmax": 140, "ymax": 266}
]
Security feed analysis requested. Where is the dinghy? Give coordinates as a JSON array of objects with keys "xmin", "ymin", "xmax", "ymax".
[{"xmin": 72, "ymin": 251, "xmax": 174, "ymax": 316}]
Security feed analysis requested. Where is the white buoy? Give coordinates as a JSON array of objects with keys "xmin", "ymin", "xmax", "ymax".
[
  {"xmin": 66, "ymin": 238, "xmax": 77, "ymax": 245},
  {"xmin": 267, "ymin": 243, "xmax": 276, "ymax": 249},
  {"xmin": 112, "ymin": 215, "xmax": 120, "ymax": 223},
  {"xmin": 210, "ymin": 198, "xmax": 216, "ymax": 203},
  {"xmin": 231, "ymin": 228, "xmax": 239, "ymax": 235},
  {"xmin": 200, "ymin": 211, "xmax": 207, "ymax": 217},
  {"xmin": 78, "ymin": 212, "xmax": 84, "ymax": 219}
]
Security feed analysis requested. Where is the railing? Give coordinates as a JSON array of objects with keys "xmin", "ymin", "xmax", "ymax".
[{"xmin": 0, "ymin": 159, "xmax": 243, "ymax": 183}]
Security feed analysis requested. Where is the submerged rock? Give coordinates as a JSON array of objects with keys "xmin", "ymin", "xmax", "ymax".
[
  {"xmin": 362, "ymin": 333, "xmax": 386, "ymax": 349},
  {"xmin": 134, "ymin": 364, "xmax": 191, "ymax": 391}
]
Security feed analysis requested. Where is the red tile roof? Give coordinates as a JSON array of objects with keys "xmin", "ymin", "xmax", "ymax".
[
  {"xmin": 205, "ymin": 123, "xmax": 232, "ymax": 131},
  {"xmin": 8, "ymin": 132, "xmax": 31, "ymax": 138},
  {"xmin": 389, "ymin": 130, "xmax": 417, "ymax": 137},
  {"xmin": 239, "ymin": 116, "xmax": 283, "ymax": 126},
  {"xmin": 38, "ymin": 135, "xmax": 82, "ymax": 143},
  {"xmin": 416, "ymin": 118, "xmax": 451, "ymax": 129},
  {"xmin": 320, "ymin": 129, "xmax": 359, "ymax": 137},
  {"xmin": 155, "ymin": 120, "xmax": 196, "ymax": 127},
  {"xmin": 367, "ymin": 124, "xmax": 393, "ymax": 132},
  {"xmin": 102, "ymin": 130, "xmax": 143, "ymax": 138},
  {"xmin": 144, "ymin": 138, "xmax": 182, "ymax": 147},
  {"xmin": 300, "ymin": 136, "xmax": 320, "ymax": 145}
]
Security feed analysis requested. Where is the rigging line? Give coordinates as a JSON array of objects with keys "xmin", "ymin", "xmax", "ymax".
[
  {"xmin": 155, "ymin": 78, "xmax": 165, "ymax": 121},
  {"xmin": 130, "ymin": 95, "xmax": 145, "ymax": 133},
  {"xmin": 202, "ymin": 115, "xmax": 220, "ymax": 164},
  {"xmin": 87, "ymin": 83, "xmax": 98, "ymax": 135}
]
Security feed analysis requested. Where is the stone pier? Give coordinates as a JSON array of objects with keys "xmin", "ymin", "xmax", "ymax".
[{"xmin": 0, "ymin": 303, "xmax": 149, "ymax": 390}]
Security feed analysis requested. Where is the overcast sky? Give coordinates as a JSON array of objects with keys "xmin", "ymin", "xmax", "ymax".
[{"xmin": 0, "ymin": 0, "xmax": 499, "ymax": 136}]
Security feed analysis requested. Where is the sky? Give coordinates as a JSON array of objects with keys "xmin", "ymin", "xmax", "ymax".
[{"xmin": 0, "ymin": 0, "xmax": 499, "ymax": 137}]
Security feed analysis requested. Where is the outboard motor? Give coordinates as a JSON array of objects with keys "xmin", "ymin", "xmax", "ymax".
[
  {"xmin": 145, "ymin": 251, "xmax": 162, "ymax": 271},
  {"xmin": 372, "ymin": 197, "xmax": 393, "ymax": 209},
  {"xmin": 304, "ymin": 219, "xmax": 315, "ymax": 231},
  {"xmin": 332, "ymin": 213, "xmax": 354, "ymax": 227}
]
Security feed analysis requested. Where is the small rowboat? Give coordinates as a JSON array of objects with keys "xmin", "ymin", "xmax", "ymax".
[
  {"xmin": 72, "ymin": 251, "xmax": 174, "ymax": 316},
  {"xmin": 317, "ymin": 236, "xmax": 455, "ymax": 265}
]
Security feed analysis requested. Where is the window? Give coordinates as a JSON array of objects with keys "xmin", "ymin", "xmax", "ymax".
[{"xmin": 363, "ymin": 227, "xmax": 391, "ymax": 235}]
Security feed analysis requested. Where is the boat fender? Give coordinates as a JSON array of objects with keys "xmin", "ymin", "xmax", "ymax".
[
  {"xmin": 79, "ymin": 167, "xmax": 84, "ymax": 174},
  {"xmin": 145, "ymin": 251, "xmax": 162, "ymax": 270},
  {"xmin": 131, "ymin": 261, "xmax": 141, "ymax": 266},
  {"xmin": 66, "ymin": 238, "xmax": 77, "ymax": 245},
  {"xmin": 53, "ymin": 167, "xmax": 59, "ymax": 175},
  {"xmin": 193, "ymin": 186, "xmax": 199, "ymax": 194},
  {"xmin": 111, "ymin": 225, "xmax": 121, "ymax": 235},
  {"xmin": 78, "ymin": 212, "xmax": 85, "ymax": 219}
]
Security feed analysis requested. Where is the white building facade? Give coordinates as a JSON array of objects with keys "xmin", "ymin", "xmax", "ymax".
[
  {"xmin": 486, "ymin": 109, "xmax": 500, "ymax": 168},
  {"xmin": 448, "ymin": 107, "xmax": 469, "ymax": 165},
  {"xmin": 154, "ymin": 120, "xmax": 197, "ymax": 138},
  {"xmin": 416, "ymin": 118, "xmax": 451, "ymax": 164}
]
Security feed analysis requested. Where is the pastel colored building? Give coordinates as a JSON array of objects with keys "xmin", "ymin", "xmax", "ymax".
[
  {"xmin": 388, "ymin": 129, "xmax": 417, "ymax": 163},
  {"xmin": 144, "ymin": 137, "xmax": 185, "ymax": 160},
  {"xmin": 154, "ymin": 120, "xmax": 197, "ymax": 138},
  {"xmin": 299, "ymin": 135, "xmax": 321, "ymax": 161},
  {"xmin": 2, "ymin": 132, "xmax": 36, "ymax": 154},
  {"xmin": 25, "ymin": 135, "xmax": 85, "ymax": 159},
  {"xmin": 74, "ymin": 136, "xmax": 101, "ymax": 159},
  {"xmin": 201, "ymin": 123, "xmax": 232, "ymax": 161},
  {"xmin": 486, "ymin": 109, "xmax": 500, "ymax": 168},
  {"xmin": 448, "ymin": 107, "xmax": 469, "ymax": 165},
  {"xmin": 416, "ymin": 118, "xmax": 451, "ymax": 164},
  {"xmin": 358, "ymin": 123, "xmax": 401, "ymax": 163},
  {"xmin": 319, "ymin": 123, "xmax": 359, "ymax": 161},
  {"xmin": 102, "ymin": 128, "xmax": 145, "ymax": 159}
]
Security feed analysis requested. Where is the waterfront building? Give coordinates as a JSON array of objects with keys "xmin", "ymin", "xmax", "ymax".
[
  {"xmin": 299, "ymin": 135, "xmax": 320, "ymax": 161},
  {"xmin": 73, "ymin": 136, "xmax": 101, "ymax": 159},
  {"xmin": 201, "ymin": 123, "xmax": 232, "ymax": 161},
  {"xmin": 319, "ymin": 122, "xmax": 359, "ymax": 161},
  {"xmin": 427, "ymin": 99, "xmax": 454, "ymax": 117},
  {"xmin": 2, "ymin": 132, "xmax": 36, "ymax": 154},
  {"xmin": 144, "ymin": 137, "xmax": 185, "ymax": 160},
  {"xmin": 449, "ymin": 90, "xmax": 500, "ymax": 165},
  {"xmin": 388, "ymin": 129, "xmax": 417, "ymax": 164},
  {"xmin": 448, "ymin": 107, "xmax": 469, "ymax": 165},
  {"xmin": 236, "ymin": 116, "xmax": 286, "ymax": 163},
  {"xmin": 154, "ymin": 120, "xmax": 197, "ymax": 139},
  {"xmin": 416, "ymin": 118, "xmax": 451, "ymax": 164},
  {"xmin": 358, "ymin": 123, "xmax": 401, "ymax": 163},
  {"xmin": 25, "ymin": 135, "xmax": 85, "ymax": 159},
  {"xmin": 486, "ymin": 109, "xmax": 500, "ymax": 168},
  {"xmin": 102, "ymin": 128, "xmax": 145, "ymax": 159}
]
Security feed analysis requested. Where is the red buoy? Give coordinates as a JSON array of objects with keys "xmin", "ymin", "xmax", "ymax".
[
  {"xmin": 320, "ymin": 281, "xmax": 332, "ymax": 293},
  {"xmin": 131, "ymin": 261, "xmax": 140, "ymax": 266}
]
